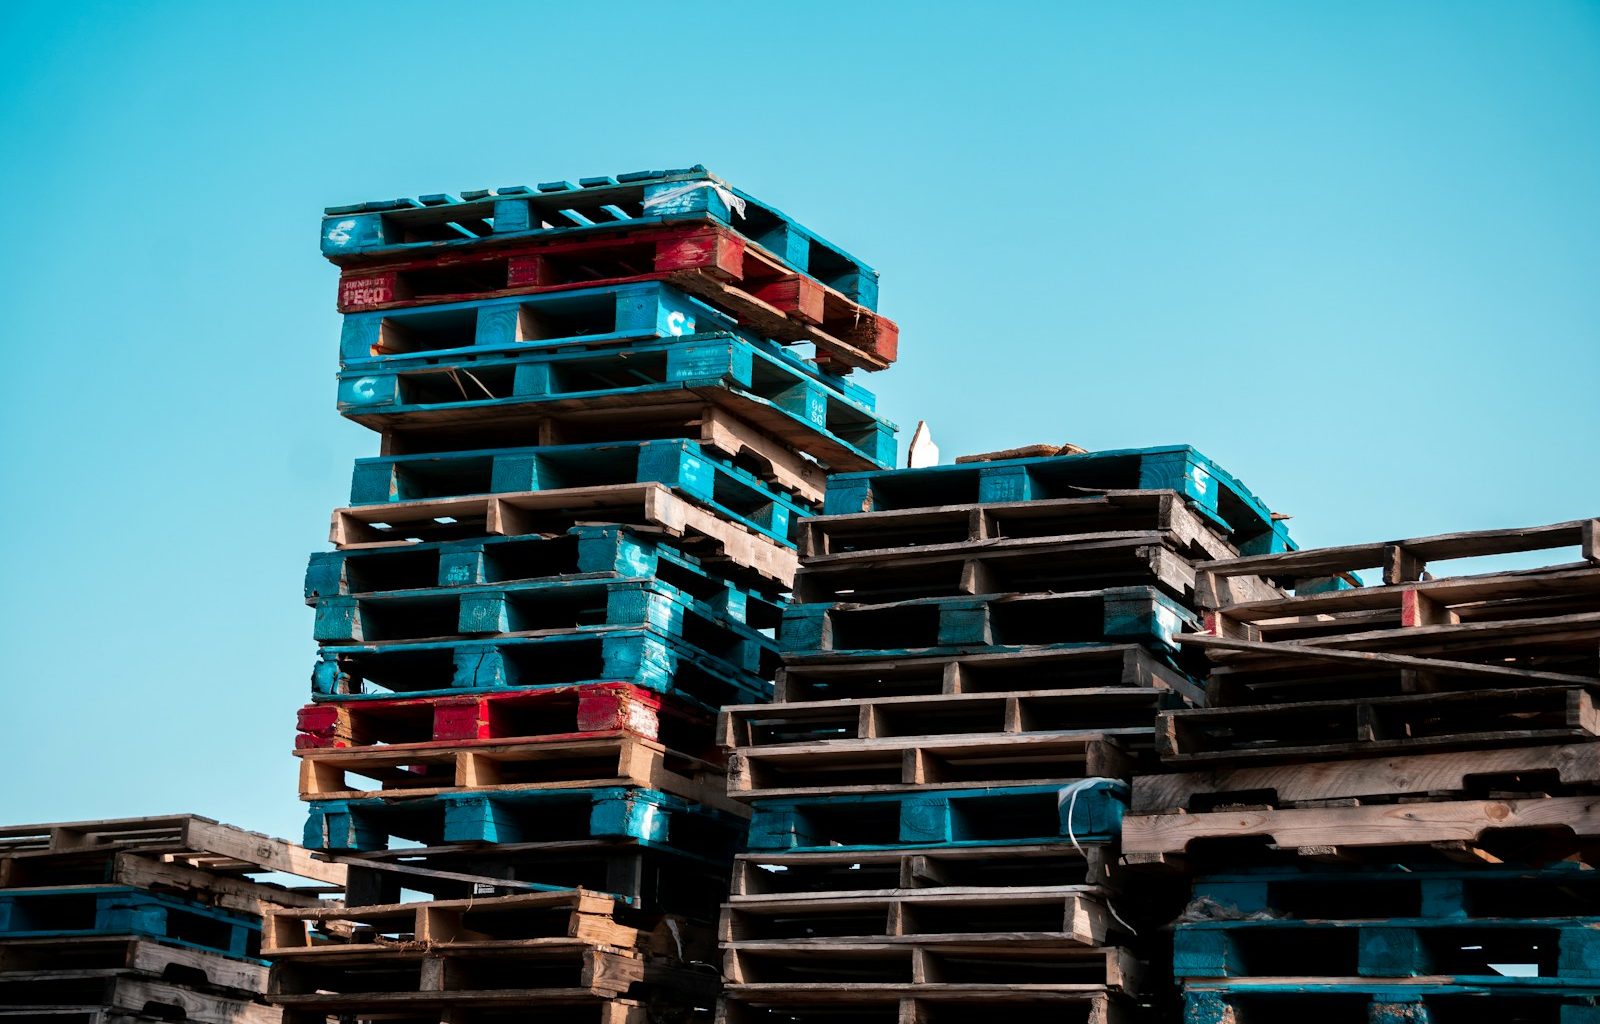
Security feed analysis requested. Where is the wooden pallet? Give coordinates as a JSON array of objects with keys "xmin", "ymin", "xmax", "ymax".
[
  {"xmin": 322, "ymin": 167, "xmax": 881, "ymax": 309},
  {"xmin": 1182, "ymin": 983, "xmax": 1600, "ymax": 1023},
  {"xmin": 310, "ymin": 627, "xmax": 770, "ymax": 707},
  {"xmin": 296, "ymin": 683, "xmax": 709, "ymax": 751},
  {"xmin": 304, "ymin": 785, "xmax": 745, "ymax": 856},
  {"xmin": 278, "ymin": 1002, "xmax": 646, "ymax": 1024},
  {"xmin": 295, "ymin": 733, "xmax": 742, "ymax": 815},
  {"xmin": 1195, "ymin": 517, "xmax": 1600, "ymax": 607},
  {"xmin": 1157, "ymin": 685, "xmax": 1600, "ymax": 764},
  {"xmin": 722, "ymin": 686, "xmax": 1174, "ymax": 750},
  {"xmin": 0, "ymin": 972, "xmax": 280, "ymax": 1023},
  {"xmin": 0, "ymin": 886, "xmax": 259, "ymax": 959},
  {"xmin": 729, "ymin": 844, "xmax": 1114, "ymax": 901},
  {"xmin": 1133, "ymin": 740, "xmax": 1600, "ymax": 814},
  {"xmin": 332, "ymin": 222, "xmax": 895, "ymax": 371},
  {"xmin": 746, "ymin": 780, "xmax": 1128, "ymax": 852},
  {"xmin": 772, "ymin": 643, "xmax": 1203, "ymax": 704},
  {"xmin": 726, "ymin": 732, "xmax": 1140, "ymax": 800},
  {"xmin": 720, "ymin": 886, "xmax": 1117, "ymax": 947},
  {"xmin": 328, "ymin": 482, "xmax": 798, "ymax": 589},
  {"xmin": 822, "ymin": 445, "xmax": 1292, "ymax": 555},
  {"xmin": 779, "ymin": 586, "xmax": 1197, "ymax": 658},
  {"xmin": 0, "ymin": 936, "xmax": 268, "ymax": 991}
]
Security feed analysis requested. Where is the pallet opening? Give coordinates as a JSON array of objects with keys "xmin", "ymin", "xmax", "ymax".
[
  {"xmin": 340, "ymin": 548, "xmax": 444, "ymax": 594},
  {"xmin": 528, "ymin": 238, "xmax": 658, "ymax": 287},
  {"xmin": 730, "ymin": 907, "xmax": 890, "ymax": 940},
  {"xmin": 396, "ymin": 363, "xmax": 519, "ymax": 405},
  {"xmin": 354, "ymin": 595, "xmax": 462, "ymax": 642},
  {"xmin": 1206, "ymin": 925, "xmax": 1358, "ymax": 977},
  {"xmin": 1018, "ymin": 693, "xmax": 1155, "ymax": 732},
  {"xmin": 546, "ymin": 348, "xmax": 671, "ymax": 395},
  {"xmin": 788, "ymin": 803, "xmax": 902, "ymax": 847},
  {"xmin": 746, "ymin": 755, "xmax": 902, "ymax": 791},
  {"xmin": 988, "ymin": 597, "xmax": 1101, "ymax": 646},
  {"xmin": 481, "ymin": 535, "xmax": 583, "ymax": 583},
  {"xmin": 873, "ymin": 701, "xmax": 1007, "ymax": 737},
  {"xmin": 272, "ymin": 959, "xmax": 422, "ymax": 995},
  {"xmin": 377, "ymin": 307, "xmax": 479, "ymax": 357},
  {"xmin": 804, "ymin": 561, "xmax": 966, "ymax": 603},
  {"xmin": 500, "ymin": 589, "xmax": 610, "ymax": 632},
  {"xmin": 827, "ymin": 604, "xmax": 942, "ymax": 652},
  {"xmin": 514, "ymin": 293, "xmax": 619, "ymax": 344},
  {"xmin": 914, "ymin": 851, "xmax": 1098, "ymax": 889},
  {"xmin": 924, "ymin": 950, "xmax": 1108, "ymax": 984},
  {"xmin": 902, "ymin": 900, "xmax": 1069, "ymax": 936},
  {"xmin": 3, "ymin": 892, "xmax": 97, "ymax": 932},
  {"xmin": 744, "ymin": 710, "xmax": 858, "ymax": 745},
  {"xmin": 326, "ymin": 646, "xmax": 457, "ymax": 696},
  {"xmin": 948, "ymin": 793, "xmax": 1064, "ymax": 842},
  {"xmin": 335, "ymin": 700, "xmax": 437, "ymax": 746},
  {"xmin": 815, "ymin": 515, "xmax": 972, "ymax": 554},
  {"xmin": 1464, "ymin": 872, "xmax": 1600, "ymax": 917},
  {"xmin": 733, "ymin": 948, "xmax": 909, "ymax": 984},
  {"xmin": 737, "ymin": 859, "xmax": 902, "ymax": 896},
  {"xmin": 1422, "ymin": 925, "xmax": 1560, "ymax": 978},
  {"xmin": 387, "ymin": 453, "xmax": 496, "ymax": 501},
  {"xmin": 385, "ymin": 259, "xmax": 511, "ymax": 302},
  {"xmin": 1198, "ymin": 992, "xmax": 1372, "ymax": 1023},
  {"xmin": 724, "ymin": 1004, "xmax": 898, "ymax": 1024},
  {"xmin": 778, "ymin": 665, "xmax": 947, "ymax": 702}
]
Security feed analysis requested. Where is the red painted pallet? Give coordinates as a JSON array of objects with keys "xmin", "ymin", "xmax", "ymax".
[
  {"xmin": 295, "ymin": 682, "xmax": 715, "ymax": 756},
  {"xmin": 335, "ymin": 220, "xmax": 897, "ymax": 371}
]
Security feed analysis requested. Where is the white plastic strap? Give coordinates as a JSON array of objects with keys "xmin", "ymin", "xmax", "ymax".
[{"xmin": 641, "ymin": 180, "xmax": 747, "ymax": 219}]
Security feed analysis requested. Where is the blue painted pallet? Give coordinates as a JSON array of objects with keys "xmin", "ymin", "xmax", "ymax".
[
  {"xmin": 338, "ymin": 332, "xmax": 897, "ymax": 471},
  {"xmin": 778, "ymin": 585, "xmax": 1197, "ymax": 656},
  {"xmin": 310, "ymin": 576, "xmax": 780, "ymax": 676},
  {"xmin": 348, "ymin": 438, "xmax": 810, "ymax": 549},
  {"xmin": 1193, "ymin": 862, "xmax": 1600, "ymax": 923},
  {"xmin": 0, "ymin": 886, "xmax": 258, "ymax": 961},
  {"xmin": 310, "ymin": 627, "xmax": 773, "ymax": 708},
  {"xmin": 304, "ymin": 784, "xmax": 746, "ymax": 856},
  {"xmin": 1185, "ymin": 983, "xmax": 1600, "ymax": 1023},
  {"xmin": 338, "ymin": 279, "xmax": 718, "ymax": 367},
  {"xmin": 1176, "ymin": 916, "xmax": 1600, "ymax": 983},
  {"xmin": 309, "ymin": 523, "xmax": 734, "ymax": 599},
  {"xmin": 321, "ymin": 165, "xmax": 880, "ymax": 309},
  {"xmin": 745, "ymin": 779, "xmax": 1128, "ymax": 852},
  {"xmin": 823, "ymin": 445, "xmax": 1294, "ymax": 556}
]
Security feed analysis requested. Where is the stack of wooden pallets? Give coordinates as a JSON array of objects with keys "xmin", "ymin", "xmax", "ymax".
[
  {"xmin": 0, "ymin": 815, "xmax": 342, "ymax": 1023},
  {"xmin": 286, "ymin": 166, "xmax": 900, "ymax": 1023},
  {"xmin": 1124, "ymin": 518, "xmax": 1600, "ymax": 1022},
  {"xmin": 713, "ymin": 445, "xmax": 1292, "ymax": 1024}
]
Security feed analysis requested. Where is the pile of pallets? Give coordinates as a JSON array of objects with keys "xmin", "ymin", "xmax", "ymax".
[
  {"xmin": 714, "ymin": 445, "xmax": 1292, "ymax": 1023},
  {"xmin": 0, "ymin": 815, "xmax": 342, "ymax": 1023},
  {"xmin": 1124, "ymin": 518, "xmax": 1600, "ymax": 1022},
  {"xmin": 287, "ymin": 166, "xmax": 900, "ymax": 1022}
]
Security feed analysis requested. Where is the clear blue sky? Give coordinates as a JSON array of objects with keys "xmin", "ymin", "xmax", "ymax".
[{"xmin": 1, "ymin": 1, "xmax": 1596, "ymax": 839}]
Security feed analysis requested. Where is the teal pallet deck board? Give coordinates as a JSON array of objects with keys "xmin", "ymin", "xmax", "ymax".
[
  {"xmin": 823, "ymin": 445, "xmax": 1293, "ymax": 555},
  {"xmin": 744, "ymin": 779, "xmax": 1128, "ymax": 852},
  {"xmin": 337, "ymin": 332, "xmax": 896, "ymax": 470},
  {"xmin": 321, "ymin": 166, "xmax": 881, "ymax": 308},
  {"xmin": 303, "ymin": 785, "xmax": 745, "ymax": 855},
  {"xmin": 778, "ymin": 586, "xmax": 1198, "ymax": 656},
  {"xmin": 347, "ymin": 438, "xmax": 810, "ymax": 549},
  {"xmin": 0, "ymin": 886, "xmax": 259, "ymax": 961},
  {"xmin": 310, "ymin": 627, "xmax": 772, "ymax": 707}
]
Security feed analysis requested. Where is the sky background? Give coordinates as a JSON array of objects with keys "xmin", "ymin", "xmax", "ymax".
[{"xmin": 1, "ymin": 1, "xmax": 1596, "ymax": 840}]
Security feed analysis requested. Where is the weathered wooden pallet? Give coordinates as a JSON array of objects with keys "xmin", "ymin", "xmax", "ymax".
[
  {"xmin": 722, "ymin": 686, "xmax": 1177, "ymax": 751},
  {"xmin": 772, "ymin": 643, "xmax": 1203, "ymax": 704},
  {"xmin": 321, "ymin": 165, "xmax": 881, "ymax": 310},
  {"xmin": 793, "ymin": 532, "xmax": 1203, "ymax": 605},
  {"xmin": 718, "ymin": 987, "xmax": 1129, "ymax": 1024},
  {"xmin": 1190, "ymin": 861, "xmax": 1600, "ymax": 924},
  {"xmin": 1133, "ymin": 740, "xmax": 1600, "ymax": 815},
  {"xmin": 328, "ymin": 482, "xmax": 798, "ymax": 590},
  {"xmin": 822, "ymin": 445, "xmax": 1292, "ymax": 556},
  {"xmin": 779, "ymin": 586, "xmax": 1198, "ymax": 657},
  {"xmin": 309, "ymin": 576, "xmax": 780, "ymax": 678},
  {"xmin": 276, "ymin": 1002, "xmax": 646, "ymax": 1024},
  {"xmin": 1158, "ymin": 685, "xmax": 1600, "ymax": 764},
  {"xmin": 730, "ymin": 844, "xmax": 1114, "ymax": 901},
  {"xmin": 263, "ymin": 889, "xmax": 636, "ymax": 957},
  {"xmin": 0, "ymin": 818, "xmax": 339, "ymax": 913},
  {"xmin": 726, "ymin": 731, "xmax": 1142, "ymax": 800},
  {"xmin": 1205, "ymin": 564, "xmax": 1600, "ymax": 644},
  {"xmin": 1183, "ymin": 983, "xmax": 1600, "ymax": 1023},
  {"xmin": 307, "ymin": 522, "xmax": 748, "ymax": 603},
  {"xmin": 337, "ymin": 838, "xmax": 731, "ymax": 915},
  {"xmin": 296, "ymin": 682, "xmax": 709, "ymax": 751},
  {"xmin": 1195, "ymin": 516, "xmax": 1600, "ymax": 607},
  {"xmin": 348, "ymin": 438, "xmax": 809, "ymax": 547},
  {"xmin": 310, "ymin": 627, "xmax": 771, "ymax": 707},
  {"xmin": 1123, "ymin": 792, "xmax": 1600, "ymax": 861},
  {"xmin": 799, "ymin": 489, "xmax": 1239, "ymax": 559},
  {"xmin": 1175, "ymin": 915, "xmax": 1600, "ymax": 982},
  {"xmin": 719, "ymin": 886, "xmax": 1116, "ymax": 947},
  {"xmin": 724, "ymin": 941, "xmax": 1139, "ymax": 993},
  {"xmin": 304, "ymin": 785, "xmax": 745, "ymax": 856},
  {"xmin": 0, "ymin": 935, "xmax": 269, "ymax": 993},
  {"xmin": 746, "ymin": 780, "xmax": 1128, "ymax": 852},
  {"xmin": 340, "ymin": 337, "xmax": 896, "ymax": 480},
  {"xmin": 295, "ymin": 732, "xmax": 741, "ymax": 815},
  {"xmin": 0, "ymin": 886, "xmax": 259, "ymax": 960},
  {"xmin": 0, "ymin": 972, "xmax": 280, "ymax": 1023},
  {"xmin": 333, "ymin": 221, "xmax": 895, "ymax": 371}
]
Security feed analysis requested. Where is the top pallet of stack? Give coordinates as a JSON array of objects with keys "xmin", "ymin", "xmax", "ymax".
[
  {"xmin": 822, "ymin": 444, "xmax": 1294, "ymax": 556},
  {"xmin": 319, "ymin": 165, "xmax": 880, "ymax": 310}
]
